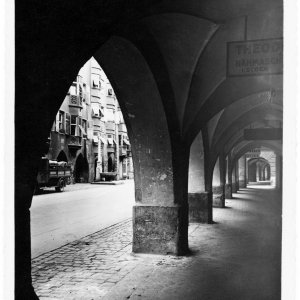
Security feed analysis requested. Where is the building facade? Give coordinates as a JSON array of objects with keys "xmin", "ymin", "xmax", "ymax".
[{"xmin": 45, "ymin": 57, "xmax": 133, "ymax": 183}]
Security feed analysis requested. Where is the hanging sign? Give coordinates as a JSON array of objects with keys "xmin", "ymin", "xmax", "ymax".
[{"xmin": 227, "ymin": 38, "xmax": 283, "ymax": 77}]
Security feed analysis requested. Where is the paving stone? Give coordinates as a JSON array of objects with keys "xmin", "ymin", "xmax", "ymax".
[{"xmin": 32, "ymin": 220, "xmax": 135, "ymax": 299}]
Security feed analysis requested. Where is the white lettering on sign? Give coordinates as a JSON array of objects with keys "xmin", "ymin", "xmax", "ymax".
[{"xmin": 227, "ymin": 39, "xmax": 283, "ymax": 76}]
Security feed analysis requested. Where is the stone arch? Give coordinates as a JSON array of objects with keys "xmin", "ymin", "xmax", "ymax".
[
  {"xmin": 74, "ymin": 153, "xmax": 89, "ymax": 183},
  {"xmin": 248, "ymin": 157, "xmax": 269, "ymax": 182},
  {"xmin": 209, "ymin": 104, "xmax": 282, "ymax": 171},
  {"xmin": 188, "ymin": 129, "xmax": 212, "ymax": 223},
  {"xmin": 94, "ymin": 36, "xmax": 189, "ymax": 254},
  {"xmin": 56, "ymin": 150, "xmax": 68, "ymax": 162},
  {"xmin": 263, "ymin": 164, "xmax": 271, "ymax": 180},
  {"xmin": 230, "ymin": 142, "xmax": 281, "ymax": 172},
  {"xmin": 229, "ymin": 142, "xmax": 281, "ymax": 188}
]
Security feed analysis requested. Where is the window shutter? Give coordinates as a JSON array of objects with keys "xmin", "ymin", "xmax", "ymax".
[
  {"xmin": 65, "ymin": 113, "xmax": 71, "ymax": 135},
  {"xmin": 55, "ymin": 113, "xmax": 60, "ymax": 132}
]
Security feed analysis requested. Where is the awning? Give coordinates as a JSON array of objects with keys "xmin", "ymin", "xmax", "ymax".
[
  {"xmin": 93, "ymin": 136, "xmax": 99, "ymax": 144},
  {"xmin": 99, "ymin": 137, "xmax": 107, "ymax": 144},
  {"xmin": 99, "ymin": 107, "xmax": 105, "ymax": 117},
  {"xmin": 107, "ymin": 137, "xmax": 113, "ymax": 145}
]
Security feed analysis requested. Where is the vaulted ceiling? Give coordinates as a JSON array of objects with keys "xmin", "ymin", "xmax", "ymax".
[{"xmin": 17, "ymin": 0, "xmax": 283, "ymax": 167}]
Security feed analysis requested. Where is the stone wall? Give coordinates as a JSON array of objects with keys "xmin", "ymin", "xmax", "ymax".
[{"xmin": 188, "ymin": 192, "xmax": 212, "ymax": 223}]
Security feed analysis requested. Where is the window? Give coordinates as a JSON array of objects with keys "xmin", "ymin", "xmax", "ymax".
[
  {"xmin": 71, "ymin": 115, "xmax": 77, "ymax": 136},
  {"xmin": 70, "ymin": 83, "xmax": 77, "ymax": 95},
  {"xmin": 91, "ymin": 74, "xmax": 100, "ymax": 88},
  {"xmin": 79, "ymin": 85, "xmax": 83, "ymax": 104},
  {"xmin": 119, "ymin": 135, "xmax": 122, "ymax": 146},
  {"xmin": 82, "ymin": 119, "xmax": 87, "ymax": 134},
  {"xmin": 108, "ymin": 88, "xmax": 113, "ymax": 96},
  {"xmin": 106, "ymin": 108, "xmax": 114, "ymax": 121},
  {"xmin": 78, "ymin": 117, "xmax": 82, "ymax": 137},
  {"xmin": 58, "ymin": 111, "xmax": 65, "ymax": 132},
  {"xmin": 65, "ymin": 113, "xmax": 70, "ymax": 135}
]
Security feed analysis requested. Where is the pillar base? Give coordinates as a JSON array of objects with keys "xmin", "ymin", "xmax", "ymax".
[
  {"xmin": 16, "ymin": 283, "xmax": 39, "ymax": 300},
  {"xmin": 188, "ymin": 192, "xmax": 212, "ymax": 223},
  {"xmin": 225, "ymin": 184, "xmax": 232, "ymax": 199},
  {"xmin": 232, "ymin": 182, "xmax": 238, "ymax": 193},
  {"xmin": 212, "ymin": 186, "xmax": 225, "ymax": 208},
  {"xmin": 239, "ymin": 180, "xmax": 246, "ymax": 188},
  {"xmin": 133, "ymin": 205, "xmax": 185, "ymax": 255}
]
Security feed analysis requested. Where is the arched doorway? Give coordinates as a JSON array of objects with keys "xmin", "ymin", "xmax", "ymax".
[
  {"xmin": 107, "ymin": 154, "xmax": 115, "ymax": 172},
  {"xmin": 56, "ymin": 150, "xmax": 68, "ymax": 162},
  {"xmin": 94, "ymin": 157, "xmax": 98, "ymax": 181},
  {"xmin": 264, "ymin": 164, "xmax": 271, "ymax": 180},
  {"xmin": 248, "ymin": 161, "xmax": 257, "ymax": 182},
  {"xmin": 74, "ymin": 153, "xmax": 89, "ymax": 183},
  {"xmin": 248, "ymin": 157, "xmax": 271, "ymax": 183}
]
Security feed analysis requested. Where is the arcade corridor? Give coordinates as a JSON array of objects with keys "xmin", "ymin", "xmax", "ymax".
[
  {"xmin": 15, "ymin": 1, "xmax": 284, "ymax": 298},
  {"xmin": 32, "ymin": 183, "xmax": 281, "ymax": 299}
]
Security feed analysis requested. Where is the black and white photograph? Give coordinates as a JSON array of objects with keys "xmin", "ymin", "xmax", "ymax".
[{"xmin": 1, "ymin": 0, "xmax": 299, "ymax": 299}]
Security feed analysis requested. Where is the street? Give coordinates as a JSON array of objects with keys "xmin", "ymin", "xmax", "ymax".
[{"xmin": 30, "ymin": 180, "xmax": 135, "ymax": 258}]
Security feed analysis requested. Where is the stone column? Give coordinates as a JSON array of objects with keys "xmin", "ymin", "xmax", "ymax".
[
  {"xmin": 114, "ymin": 117, "xmax": 119, "ymax": 180},
  {"xmin": 244, "ymin": 155, "xmax": 248, "ymax": 186},
  {"xmin": 212, "ymin": 156, "xmax": 225, "ymax": 208},
  {"xmin": 233, "ymin": 160, "xmax": 240, "ymax": 192},
  {"xmin": 268, "ymin": 153, "xmax": 277, "ymax": 186},
  {"xmin": 15, "ymin": 148, "xmax": 41, "ymax": 299},
  {"xmin": 225, "ymin": 155, "xmax": 232, "ymax": 199},
  {"xmin": 256, "ymin": 163, "xmax": 260, "ymax": 181},
  {"xmin": 188, "ymin": 131, "xmax": 212, "ymax": 223},
  {"xmin": 96, "ymin": 133, "xmax": 102, "ymax": 179},
  {"xmin": 95, "ymin": 38, "xmax": 190, "ymax": 255},
  {"xmin": 238, "ymin": 155, "xmax": 246, "ymax": 188},
  {"xmin": 276, "ymin": 154, "xmax": 282, "ymax": 189},
  {"xmin": 245, "ymin": 157, "xmax": 249, "ymax": 184},
  {"xmin": 132, "ymin": 143, "xmax": 189, "ymax": 255}
]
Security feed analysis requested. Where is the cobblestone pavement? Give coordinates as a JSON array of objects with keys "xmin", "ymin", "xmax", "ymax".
[
  {"xmin": 32, "ymin": 186, "xmax": 281, "ymax": 300},
  {"xmin": 32, "ymin": 217, "xmax": 193, "ymax": 300},
  {"xmin": 32, "ymin": 219, "xmax": 139, "ymax": 299}
]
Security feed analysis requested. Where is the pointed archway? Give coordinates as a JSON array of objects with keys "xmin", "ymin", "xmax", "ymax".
[
  {"xmin": 56, "ymin": 150, "xmax": 68, "ymax": 162},
  {"xmin": 74, "ymin": 153, "xmax": 89, "ymax": 183}
]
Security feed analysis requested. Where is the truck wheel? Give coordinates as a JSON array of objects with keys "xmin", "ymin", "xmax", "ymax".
[{"xmin": 55, "ymin": 179, "xmax": 65, "ymax": 192}]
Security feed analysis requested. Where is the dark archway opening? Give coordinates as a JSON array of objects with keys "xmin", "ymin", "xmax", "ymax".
[
  {"xmin": 264, "ymin": 164, "xmax": 271, "ymax": 180},
  {"xmin": 248, "ymin": 157, "xmax": 272, "ymax": 185},
  {"xmin": 248, "ymin": 162, "xmax": 257, "ymax": 182},
  {"xmin": 56, "ymin": 150, "xmax": 68, "ymax": 162},
  {"xmin": 107, "ymin": 154, "xmax": 115, "ymax": 172},
  {"xmin": 74, "ymin": 153, "xmax": 89, "ymax": 183},
  {"xmin": 94, "ymin": 157, "xmax": 98, "ymax": 181}
]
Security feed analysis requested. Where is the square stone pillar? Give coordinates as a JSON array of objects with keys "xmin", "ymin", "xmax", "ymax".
[
  {"xmin": 188, "ymin": 192, "xmax": 212, "ymax": 223},
  {"xmin": 212, "ymin": 185, "xmax": 225, "ymax": 207},
  {"xmin": 238, "ymin": 156, "xmax": 246, "ymax": 188},
  {"xmin": 133, "ymin": 205, "xmax": 183, "ymax": 254},
  {"xmin": 225, "ymin": 183, "xmax": 232, "ymax": 199}
]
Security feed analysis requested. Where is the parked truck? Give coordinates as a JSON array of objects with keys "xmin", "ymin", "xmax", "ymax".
[{"xmin": 35, "ymin": 157, "xmax": 71, "ymax": 193}]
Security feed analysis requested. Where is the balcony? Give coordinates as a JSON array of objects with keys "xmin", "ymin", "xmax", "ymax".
[
  {"xmin": 118, "ymin": 123, "xmax": 127, "ymax": 133},
  {"xmin": 106, "ymin": 97, "xmax": 115, "ymax": 107},
  {"xmin": 90, "ymin": 88, "xmax": 101, "ymax": 99},
  {"xmin": 69, "ymin": 95, "xmax": 83, "ymax": 109},
  {"xmin": 106, "ymin": 121, "xmax": 115, "ymax": 131},
  {"xmin": 119, "ymin": 146, "xmax": 127, "ymax": 157},
  {"xmin": 67, "ymin": 136, "xmax": 82, "ymax": 149}
]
